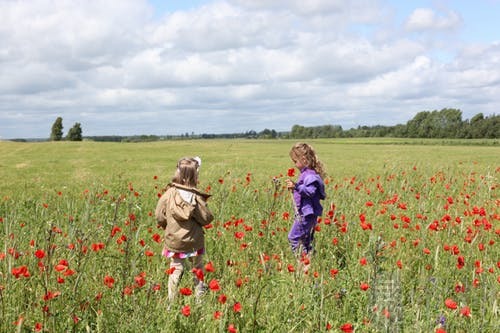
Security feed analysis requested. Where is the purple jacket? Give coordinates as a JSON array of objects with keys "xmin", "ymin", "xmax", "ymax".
[{"xmin": 293, "ymin": 168, "xmax": 326, "ymax": 217}]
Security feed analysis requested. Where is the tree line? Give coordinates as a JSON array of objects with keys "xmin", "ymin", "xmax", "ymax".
[
  {"xmin": 44, "ymin": 108, "xmax": 497, "ymax": 142},
  {"xmin": 50, "ymin": 117, "xmax": 82, "ymax": 141},
  {"xmin": 287, "ymin": 108, "xmax": 498, "ymax": 139}
]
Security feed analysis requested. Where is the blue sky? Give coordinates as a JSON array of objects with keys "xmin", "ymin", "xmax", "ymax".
[{"xmin": 1, "ymin": 0, "xmax": 499, "ymax": 139}]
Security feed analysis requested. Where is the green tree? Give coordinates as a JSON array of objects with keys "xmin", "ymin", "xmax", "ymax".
[
  {"xmin": 406, "ymin": 108, "xmax": 463, "ymax": 138},
  {"xmin": 258, "ymin": 128, "xmax": 278, "ymax": 139},
  {"xmin": 50, "ymin": 117, "xmax": 64, "ymax": 141},
  {"xmin": 440, "ymin": 108, "xmax": 463, "ymax": 138},
  {"xmin": 66, "ymin": 122, "xmax": 83, "ymax": 141},
  {"xmin": 290, "ymin": 125, "xmax": 306, "ymax": 139},
  {"xmin": 406, "ymin": 111, "xmax": 430, "ymax": 138},
  {"xmin": 473, "ymin": 114, "xmax": 500, "ymax": 138}
]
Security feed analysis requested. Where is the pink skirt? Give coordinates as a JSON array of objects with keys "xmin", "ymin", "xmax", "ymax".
[{"xmin": 162, "ymin": 247, "xmax": 204, "ymax": 259}]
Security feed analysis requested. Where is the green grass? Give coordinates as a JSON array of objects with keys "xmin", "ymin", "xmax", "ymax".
[
  {"xmin": 2, "ymin": 139, "xmax": 498, "ymax": 193},
  {"xmin": 0, "ymin": 139, "xmax": 499, "ymax": 332}
]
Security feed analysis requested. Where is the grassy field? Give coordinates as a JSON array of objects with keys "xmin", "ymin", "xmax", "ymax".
[{"xmin": 0, "ymin": 139, "xmax": 499, "ymax": 332}]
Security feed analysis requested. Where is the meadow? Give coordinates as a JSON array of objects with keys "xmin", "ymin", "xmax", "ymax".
[{"xmin": 0, "ymin": 139, "xmax": 498, "ymax": 332}]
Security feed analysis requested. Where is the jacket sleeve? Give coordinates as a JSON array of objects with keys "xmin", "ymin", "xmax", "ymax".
[
  {"xmin": 192, "ymin": 195, "xmax": 214, "ymax": 226},
  {"xmin": 155, "ymin": 194, "xmax": 168, "ymax": 229},
  {"xmin": 295, "ymin": 175, "xmax": 318, "ymax": 198},
  {"xmin": 295, "ymin": 174, "xmax": 326, "ymax": 200}
]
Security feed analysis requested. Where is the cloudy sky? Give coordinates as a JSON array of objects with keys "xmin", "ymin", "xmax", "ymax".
[{"xmin": 1, "ymin": 0, "xmax": 499, "ymax": 139}]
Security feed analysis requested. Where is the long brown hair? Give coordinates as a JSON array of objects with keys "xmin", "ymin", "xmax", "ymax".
[
  {"xmin": 171, "ymin": 157, "xmax": 200, "ymax": 187},
  {"xmin": 289, "ymin": 142, "xmax": 326, "ymax": 179}
]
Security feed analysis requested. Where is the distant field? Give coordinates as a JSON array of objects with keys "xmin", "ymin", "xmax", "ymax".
[
  {"xmin": 0, "ymin": 139, "xmax": 498, "ymax": 332},
  {"xmin": 1, "ymin": 138, "xmax": 499, "ymax": 196}
]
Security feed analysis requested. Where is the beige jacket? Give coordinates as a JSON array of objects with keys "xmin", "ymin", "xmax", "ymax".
[{"xmin": 155, "ymin": 183, "xmax": 214, "ymax": 253}]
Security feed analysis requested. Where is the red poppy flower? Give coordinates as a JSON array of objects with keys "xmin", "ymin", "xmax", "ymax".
[
  {"xmin": 55, "ymin": 264, "xmax": 67, "ymax": 272},
  {"xmin": 134, "ymin": 273, "xmax": 146, "ymax": 288},
  {"xmin": 125, "ymin": 286, "xmax": 135, "ymax": 296},
  {"xmin": 235, "ymin": 278, "xmax": 243, "ymax": 288},
  {"xmin": 181, "ymin": 305, "xmax": 191, "ymax": 317},
  {"xmin": 209, "ymin": 279, "xmax": 220, "ymax": 291},
  {"xmin": 228, "ymin": 324, "xmax": 237, "ymax": 333},
  {"xmin": 445, "ymin": 298, "xmax": 457, "ymax": 309},
  {"xmin": 111, "ymin": 225, "xmax": 121, "ymax": 237},
  {"xmin": 103, "ymin": 275, "xmax": 115, "ymax": 288},
  {"xmin": 34, "ymin": 249, "xmax": 45, "ymax": 259},
  {"xmin": 43, "ymin": 290, "xmax": 61, "ymax": 301},
  {"xmin": 218, "ymin": 294, "xmax": 227, "ymax": 304},
  {"xmin": 152, "ymin": 233, "xmax": 161, "ymax": 243},
  {"xmin": 213, "ymin": 311, "xmax": 222, "ymax": 320},
  {"xmin": 233, "ymin": 302, "xmax": 242, "ymax": 313},
  {"xmin": 454, "ymin": 283, "xmax": 465, "ymax": 293},
  {"xmin": 123, "ymin": 285, "xmax": 133, "ymax": 295},
  {"xmin": 192, "ymin": 268, "xmax": 204, "ymax": 281},
  {"xmin": 360, "ymin": 282, "xmax": 370, "ymax": 291},
  {"xmin": 179, "ymin": 287, "xmax": 192, "ymax": 296},
  {"xmin": 460, "ymin": 306, "xmax": 471, "ymax": 317},
  {"xmin": 12, "ymin": 265, "xmax": 30, "ymax": 279},
  {"xmin": 91, "ymin": 243, "xmax": 105, "ymax": 252},
  {"xmin": 205, "ymin": 261, "xmax": 215, "ymax": 272},
  {"xmin": 340, "ymin": 323, "xmax": 354, "ymax": 333},
  {"xmin": 287, "ymin": 168, "xmax": 295, "ymax": 177}
]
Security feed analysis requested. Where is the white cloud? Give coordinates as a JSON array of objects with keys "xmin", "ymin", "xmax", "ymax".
[
  {"xmin": 349, "ymin": 56, "xmax": 436, "ymax": 98},
  {"xmin": 0, "ymin": 0, "xmax": 499, "ymax": 138},
  {"xmin": 405, "ymin": 8, "xmax": 462, "ymax": 32}
]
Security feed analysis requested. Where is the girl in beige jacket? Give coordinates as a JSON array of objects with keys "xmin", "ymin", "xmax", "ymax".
[{"xmin": 155, "ymin": 157, "xmax": 214, "ymax": 302}]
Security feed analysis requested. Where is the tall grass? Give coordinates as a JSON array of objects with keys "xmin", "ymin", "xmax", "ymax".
[{"xmin": 0, "ymin": 140, "xmax": 498, "ymax": 332}]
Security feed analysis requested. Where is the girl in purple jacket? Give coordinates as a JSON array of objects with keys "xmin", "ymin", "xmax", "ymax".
[{"xmin": 285, "ymin": 143, "xmax": 326, "ymax": 272}]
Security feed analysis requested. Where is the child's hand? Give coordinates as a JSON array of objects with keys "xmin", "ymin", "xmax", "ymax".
[{"xmin": 285, "ymin": 179, "xmax": 295, "ymax": 190}]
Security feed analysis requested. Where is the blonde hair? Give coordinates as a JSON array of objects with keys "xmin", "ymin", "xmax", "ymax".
[
  {"xmin": 289, "ymin": 142, "xmax": 326, "ymax": 179},
  {"xmin": 172, "ymin": 157, "xmax": 200, "ymax": 187}
]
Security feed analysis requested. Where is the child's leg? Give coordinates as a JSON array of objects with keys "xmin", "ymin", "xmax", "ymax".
[
  {"xmin": 288, "ymin": 216, "xmax": 305, "ymax": 254},
  {"xmin": 301, "ymin": 215, "xmax": 317, "ymax": 254},
  {"xmin": 190, "ymin": 255, "xmax": 206, "ymax": 297},
  {"xmin": 168, "ymin": 257, "xmax": 184, "ymax": 302},
  {"xmin": 288, "ymin": 215, "xmax": 316, "ymax": 254}
]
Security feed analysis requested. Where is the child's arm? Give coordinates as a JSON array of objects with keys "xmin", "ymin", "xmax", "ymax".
[
  {"xmin": 155, "ymin": 194, "xmax": 168, "ymax": 229},
  {"xmin": 192, "ymin": 195, "xmax": 214, "ymax": 226},
  {"xmin": 295, "ymin": 174, "xmax": 321, "ymax": 198}
]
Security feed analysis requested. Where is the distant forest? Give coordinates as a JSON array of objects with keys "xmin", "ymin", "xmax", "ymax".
[
  {"xmin": 85, "ymin": 108, "xmax": 498, "ymax": 142},
  {"xmin": 10, "ymin": 108, "xmax": 498, "ymax": 142}
]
